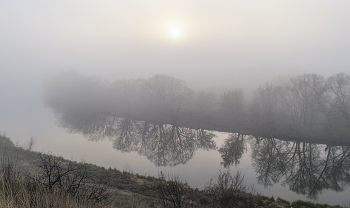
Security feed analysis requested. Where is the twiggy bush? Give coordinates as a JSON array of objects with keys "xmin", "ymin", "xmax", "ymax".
[
  {"xmin": 206, "ymin": 170, "xmax": 245, "ymax": 197},
  {"xmin": 156, "ymin": 172, "xmax": 192, "ymax": 208},
  {"xmin": 205, "ymin": 170, "xmax": 259, "ymax": 207},
  {"xmin": 30, "ymin": 153, "xmax": 110, "ymax": 203},
  {"xmin": 0, "ymin": 156, "xmax": 109, "ymax": 208}
]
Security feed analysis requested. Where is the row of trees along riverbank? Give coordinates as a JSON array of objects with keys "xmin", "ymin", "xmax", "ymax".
[{"xmin": 44, "ymin": 71, "xmax": 350, "ymax": 145}]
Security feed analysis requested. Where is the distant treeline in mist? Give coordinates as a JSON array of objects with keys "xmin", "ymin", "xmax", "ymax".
[{"xmin": 44, "ymin": 71, "xmax": 350, "ymax": 144}]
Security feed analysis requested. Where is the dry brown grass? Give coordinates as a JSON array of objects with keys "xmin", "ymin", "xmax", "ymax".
[
  {"xmin": 0, "ymin": 158, "xmax": 106, "ymax": 208},
  {"xmin": 110, "ymin": 190, "xmax": 153, "ymax": 208},
  {"xmin": 0, "ymin": 156, "xmax": 160, "ymax": 208}
]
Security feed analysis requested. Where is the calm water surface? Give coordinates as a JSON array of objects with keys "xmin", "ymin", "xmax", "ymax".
[{"xmin": 3, "ymin": 113, "xmax": 350, "ymax": 205}]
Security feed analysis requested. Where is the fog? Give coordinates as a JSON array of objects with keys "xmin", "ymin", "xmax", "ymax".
[{"xmin": 1, "ymin": 1, "xmax": 350, "ymax": 149}]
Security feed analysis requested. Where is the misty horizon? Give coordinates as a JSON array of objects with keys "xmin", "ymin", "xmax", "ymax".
[{"xmin": 1, "ymin": 1, "xmax": 350, "ymax": 205}]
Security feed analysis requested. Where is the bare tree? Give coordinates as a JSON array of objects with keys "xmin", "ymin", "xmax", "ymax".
[
  {"xmin": 142, "ymin": 75, "xmax": 194, "ymax": 119},
  {"xmin": 250, "ymin": 83, "xmax": 284, "ymax": 134},
  {"xmin": 220, "ymin": 89, "xmax": 245, "ymax": 126},
  {"xmin": 326, "ymin": 73, "xmax": 350, "ymax": 125},
  {"xmin": 108, "ymin": 79, "xmax": 143, "ymax": 117},
  {"xmin": 190, "ymin": 90, "xmax": 218, "ymax": 119},
  {"xmin": 276, "ymin": 74, "xmax": 326, "ymax": 133}
]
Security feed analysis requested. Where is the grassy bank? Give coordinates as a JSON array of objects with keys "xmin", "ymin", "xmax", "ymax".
[{"xmin": 0, "ymin": 134, "xmax": 348, "ymax": 208}]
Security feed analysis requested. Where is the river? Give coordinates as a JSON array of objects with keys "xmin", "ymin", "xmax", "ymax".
[{"xmin": 2, "ymin": 109, "xmax": 349, "ymax": 206}]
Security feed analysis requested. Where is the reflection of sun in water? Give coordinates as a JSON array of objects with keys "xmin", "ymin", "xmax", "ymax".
[{"xmin": 169, "ymin": 25, "xmax": 182, "ymax": 39}]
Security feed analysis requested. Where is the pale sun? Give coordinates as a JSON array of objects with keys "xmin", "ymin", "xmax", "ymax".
[{"xmin": 169, "ymin": 25, "xmax": 182, "ymax": 39}]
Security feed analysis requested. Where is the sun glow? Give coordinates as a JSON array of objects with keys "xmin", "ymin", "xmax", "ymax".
[{"xmin": 169, "ymin": 25, "xmax": 182, "ymax": 39}]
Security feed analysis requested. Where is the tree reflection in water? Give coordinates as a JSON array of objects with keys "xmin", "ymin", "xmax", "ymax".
[
  {"xmin": 218, "ymin": 134, "xmax": 247, "ymax": 168},
  {"xmin": 58, "ymin": 115, "xmax": 217, "ymax": 167},
  {"xmin": 249, "ymin": 138, "xmax": 350, "ymax": 200},
  {"xmin": 57, "ymin": 112, "xmax": 350, "ymax": 199},
  {"xmin": 113, "ymin": 121, "xmax": 216, "ymax": 166},
  {"xmin": 218, "ymin": 134, "xmax": 350, "ymax": 199}
]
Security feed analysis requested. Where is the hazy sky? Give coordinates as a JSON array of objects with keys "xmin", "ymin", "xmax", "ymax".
[
  {"xmin": 1, "ymin": 0, "xmax": 350, "ymax": 140},
  {"xmin": 1, "ymin": 1, "xmax": 350, "ymax": 83},
  {"xmin": 2, "ymin": 3, "xmax": 350, "ymax": 202}
]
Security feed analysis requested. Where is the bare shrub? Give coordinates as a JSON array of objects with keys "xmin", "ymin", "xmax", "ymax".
[
  {"xmin": 205, "ymin": 170, "xmax": 259, "ymax": 207},
  {"xmin": 156, "ymin": 172, "xmax": 192, "ymax": 208},
  {"xmin": 123, "ymin": 163, "xmax": 134, "ymax": 174},
  {"xmin": 0, "ymin": 157, "xmax": 105, "ymax": 208},
  {"xmin": 26, "ymin": 136, "xmax": 36, "ymax": 151},
  {"xmin": 29, "ymin": 152, "xmax": 110, "ymax": 204},
  {"xmin": 206, "ymin": 170, "xmax": 246, "ymax": 195}
]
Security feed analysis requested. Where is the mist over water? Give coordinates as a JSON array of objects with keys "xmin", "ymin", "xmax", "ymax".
[
  {"xmin": 2, "ymin": 0, "xmax": 350, "ymax": 205},
  {"xmin": 35, "ymin": 71, "xmax": 350, "ymax": 204}
]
